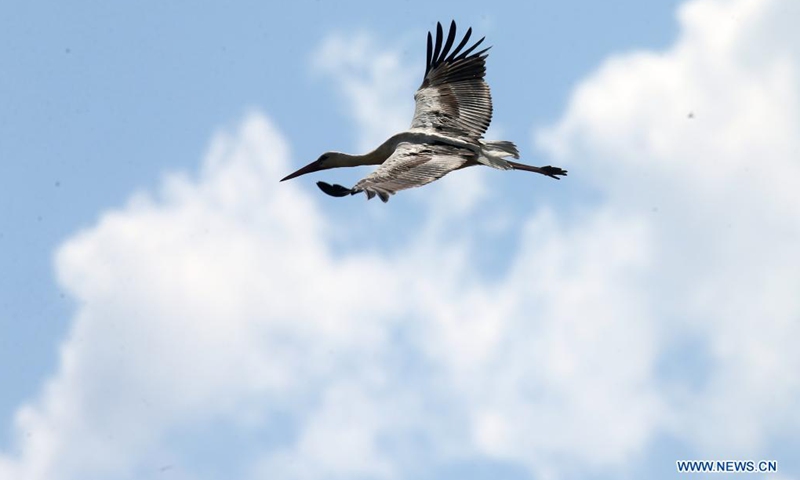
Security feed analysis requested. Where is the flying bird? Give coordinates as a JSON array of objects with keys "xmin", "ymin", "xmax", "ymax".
[{"xmin": 280, "ymin": 21, "xmax": 567, "ymax": 202}]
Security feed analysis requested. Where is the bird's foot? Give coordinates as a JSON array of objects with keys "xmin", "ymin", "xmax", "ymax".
[
  {"xmin": 317, "ymin": 181, "xmax": 354, "ymax": 197},
  {"xmin": 541, "ymin": 165, "xmax": 568, "ymax": 180}
]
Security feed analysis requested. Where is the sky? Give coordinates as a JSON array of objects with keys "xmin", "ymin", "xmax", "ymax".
[{"xmin": 1, "ymin": 0, "xmax": 799, "ymax": 479}]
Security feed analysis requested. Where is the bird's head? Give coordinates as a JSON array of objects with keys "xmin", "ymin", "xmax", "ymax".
[{"xmin": 280, "ymin": 152, "xmax": 339, "ymax": 182}]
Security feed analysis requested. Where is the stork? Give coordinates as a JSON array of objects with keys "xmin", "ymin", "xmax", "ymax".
[{"xmin": 280, "ymin": 21, "xmax": 567, "ymax": 202}]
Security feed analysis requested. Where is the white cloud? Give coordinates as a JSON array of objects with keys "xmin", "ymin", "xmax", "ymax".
[
  {"xmin": 538, "ymin": 0, "xmax": 800, "ymax": 458},
  {"xmin": 3, "ymin": 1, "xmax": 800, "ymax": 479},
  {"xmin": 311, "ymin": 31, "xmax": 417, "ymax": 153},
  {"xmin": 0, "ymin": 113, "xmax": 407, "ymax": 480},
  {"xmin": 0, "ymin": 110, "xmax": 661, "ymax": 479}
]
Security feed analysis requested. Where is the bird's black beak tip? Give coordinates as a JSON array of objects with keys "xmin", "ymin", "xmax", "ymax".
[{"xmin": 280, "ymin": 159, "xmax": 327, "ymax": 183}]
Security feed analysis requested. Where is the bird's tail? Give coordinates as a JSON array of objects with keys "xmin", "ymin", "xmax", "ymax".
[
  {"xmin": 480, "ymin": 141, "xmax": 568, "ymax": 179},
  {"xmin": 476, "ymin": 140, "xmax": 519, "ymax": 170},
  {"xmin": 483, "ymin": 140, "xmax": 520, "ymax": 159}
]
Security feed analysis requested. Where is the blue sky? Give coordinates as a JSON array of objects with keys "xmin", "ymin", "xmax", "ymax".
[{"xmin": 2, "ymin": 0, "xmax": 799, "ymax": 479}]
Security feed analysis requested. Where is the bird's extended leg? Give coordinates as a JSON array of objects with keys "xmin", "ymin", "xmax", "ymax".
[
  {"xmin": 507, "ymin": 160, "xmax": 568, "ymax": 180},
  {"xmin": 316, "ymin": 181, "xmax": 354, "ymax": 197}
]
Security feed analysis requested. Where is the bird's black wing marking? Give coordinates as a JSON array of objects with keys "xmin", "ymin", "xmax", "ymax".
[{"xmin": 412, "ymin": 21, "xmax": 493, "ymax": 140}]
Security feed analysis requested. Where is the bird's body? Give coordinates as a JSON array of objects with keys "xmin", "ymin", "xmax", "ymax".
[{"xmin": 281, "ymin": 21, "xmax": 567, "ymax": 202}]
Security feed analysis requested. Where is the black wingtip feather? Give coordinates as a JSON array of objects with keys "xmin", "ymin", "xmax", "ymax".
[
  {"xmin": 454, "ymin": 36, "xmax": 486, "ymax": 61},
  {"xmin": 445, "ymin": 26, "xmax": 472, "ymax": 62},
  {"xmin": 431, "ymin": 22, "xmax": 444, "ymax": 70},
  {"xmin": 425, "ymin": 32, "xmax": 433, "ymax": 75},
  {"xmin": 424, "ymin": 21, "xmax": 490, "ymax": 78},
  {"xmin": 440, "ymin": 21, "xmax": 457, "ymax": 64}
]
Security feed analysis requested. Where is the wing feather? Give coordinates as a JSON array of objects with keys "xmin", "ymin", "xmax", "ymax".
[
  {"xmin": 445, "ymin": 27, "xmax": 472, "ymax": 62},
  {"xmin": 352, "ymin": 142, "xmax": 475, "ymax": 202},
  {"xmin": 411, "ymin": 21, "xmax": 493, "ymax": 140},
  {"xmin": 431, "ymin": 22, "xmax": 444, "ymax": 70}
]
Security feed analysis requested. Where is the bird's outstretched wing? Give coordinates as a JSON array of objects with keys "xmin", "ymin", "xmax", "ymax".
[
  {"xmin": 410, "ymin": 21, "xmax": 493, "ymax": 141},
  {"xmin": 318, "ymin": 142, "xmax": 476, "ymax": 202}
]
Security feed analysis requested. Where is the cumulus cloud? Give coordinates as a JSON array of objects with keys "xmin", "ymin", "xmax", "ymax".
[
  {"xmin": 2, "ymin": 0, "xmax": 800, "ymax": 479},
  {"xmin": 538, "ymin": 0, "xmax": 800, "ymax": 457},
  {"xmin": 0, "ymin": 114, "xmax": 339, "ymax": 479},
  {"xmin": 0, "ymin": 123, "xmax": 662, "ymax": 480}
]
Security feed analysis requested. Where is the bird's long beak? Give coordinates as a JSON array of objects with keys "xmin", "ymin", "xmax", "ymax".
[{"xmin": 280, "ymin": 159, "xmax": 325, "ymax": 182}]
